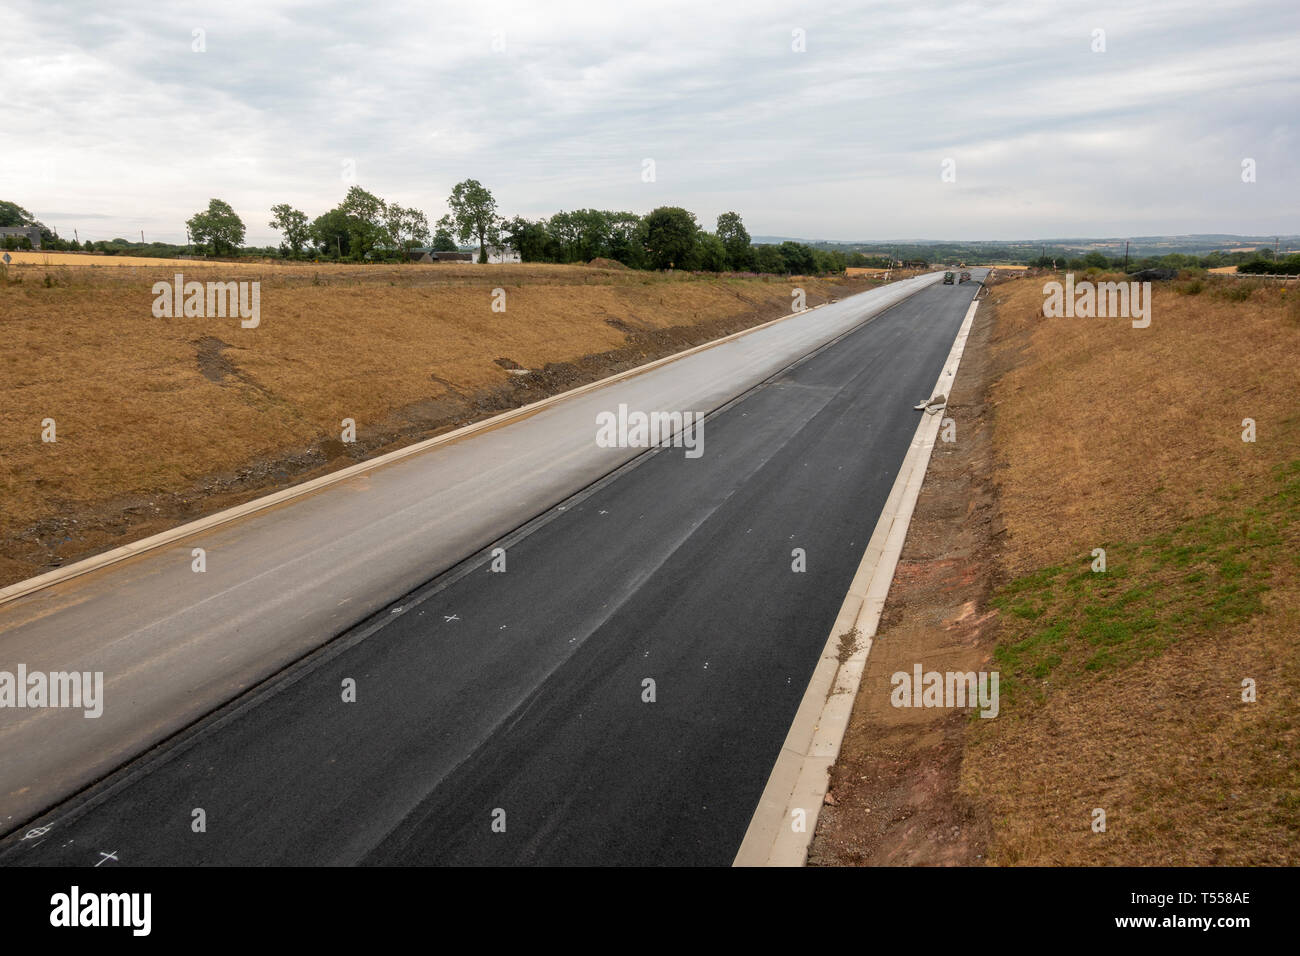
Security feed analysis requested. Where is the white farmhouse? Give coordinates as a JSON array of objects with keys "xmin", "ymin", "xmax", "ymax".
[{"xmin": 481, "ymin": 245, "xmax": 521, "ymax": 264}]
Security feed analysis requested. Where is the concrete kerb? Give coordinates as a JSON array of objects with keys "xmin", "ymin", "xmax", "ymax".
[{"xmin": 733, "ymin": 297, "xmax": 981, "ymax": 867}]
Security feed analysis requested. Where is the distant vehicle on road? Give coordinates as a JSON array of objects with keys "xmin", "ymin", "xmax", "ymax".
[
  {"xmin": 943, "ymin": 271, "xmax": 955, "ymax": 284},
  {"xmin": 960, "ymin": 271, "xmax": 971, "ymax": 283}
]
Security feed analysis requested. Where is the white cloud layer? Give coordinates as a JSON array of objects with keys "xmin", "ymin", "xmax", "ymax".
[{"xmin": 2, "ymin": 0, "xmax": 1296, "ymax": 244}]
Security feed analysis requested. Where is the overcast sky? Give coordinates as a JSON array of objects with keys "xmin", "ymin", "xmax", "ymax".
[{"xmin": 3, "ymin": 0, "xmax": 1297, "ymax": 245}]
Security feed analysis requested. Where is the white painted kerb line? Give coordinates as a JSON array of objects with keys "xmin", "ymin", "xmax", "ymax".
[{"xmin": 734, "ymin": 298, "xmax": 981, "ymax": 867}]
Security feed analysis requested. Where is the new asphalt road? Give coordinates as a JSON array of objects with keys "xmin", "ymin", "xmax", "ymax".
[
  {"xmin": 0, "ymin": 274, "xmax": 937, "ymax": 830},
  {"xmin": 1, "ymin": 272, "xmax": 984, "ymax": 865},
  {"xmin": 0, "ymin": 274, "xmax": 939, "ymax": 831}
]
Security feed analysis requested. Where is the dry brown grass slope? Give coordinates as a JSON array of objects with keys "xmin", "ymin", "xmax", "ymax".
[
  {"xmin": 812, "ymin": 272, "xmax": 1298, "ymax": 867},
  {"xmin": 0, "ymin": 261, "xmax": 872, "ymax": 586},
  {"xmin": 964, "ymin": 274, "xmax": 1300, "ymax": 865}
]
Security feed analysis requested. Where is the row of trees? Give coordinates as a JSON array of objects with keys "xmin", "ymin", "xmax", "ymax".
[
  {"xmin": 15, "ymin": 193, "xmax": 1295, "ymax": 276},
  {"xmin": 1237, "ymin": 254, "xmax": 1300, "ymax": 275},
  {"xmin": 502, "ymin": 206, "xmax": 851, "ymax": 275},
  {"xmin": 176, "ymin": 182, "xmax": 853, "ymax": 275},
  {"xmin": 180, "ymin": 180, "xmax": 501, "ymax": 263},
  {"xmin": 1026, "ymin": 247, "xmax": 1300, "ymax": 274},
  {"xmin": 10, "ymin": 183, "xmax": 962, "ymax": 276},
  {"xmin": 182, "ymin": 192, "xmax": 434, "ymax": 261}
]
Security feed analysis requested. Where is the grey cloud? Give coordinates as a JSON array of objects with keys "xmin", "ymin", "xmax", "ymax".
[{"xmin": 2, "ymin": 0, "xmax": 1295, "ymax": 244}]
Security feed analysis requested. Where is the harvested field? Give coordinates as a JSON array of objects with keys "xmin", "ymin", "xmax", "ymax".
[{"xmin": 0, "ymin": 251, "xmax": 278, "ymax": 269}]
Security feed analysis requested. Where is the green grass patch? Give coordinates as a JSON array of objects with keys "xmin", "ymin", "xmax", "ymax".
[{"xmin": 990, "ymin": 459, "xmax": 1299, "ymax": 709}]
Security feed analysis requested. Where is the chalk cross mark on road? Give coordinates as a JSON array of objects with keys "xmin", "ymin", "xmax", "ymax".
[{"xmin": 95, "ymin": 850, "xmax": 118, "ymax": 866}]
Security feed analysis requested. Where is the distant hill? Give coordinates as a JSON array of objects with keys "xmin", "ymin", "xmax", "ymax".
[
  {"xmin": 754, "ymin": 233, "xmax": 1297, "ymax": 250},
  {"xmin": 750, "ymin": 234, "xmax": 1300, "ymax": 264}
]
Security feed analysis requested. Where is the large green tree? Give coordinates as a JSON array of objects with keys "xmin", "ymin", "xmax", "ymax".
[
  {"xmin": 0, "ymin": 200, "xmax": 32, "ymax": 227},
  {"xmin": 812, "ymin": 248, "xmax": 847, "ymax": 275},
  {"xmin": 0, "ymin": 200, "xmax": 54, "ymax": 241},
  {"xmin": 310, "ymin": 207, "xmax": 352, "ymax": 258},
  {"xmin": 606, "ymin": 212, "xmax": 645, "ymax": 268},
  {"xmin": 778, "ymin": 240, "xmax": 816, "ymax": 275},
  {"xmin": 571, "ymin": 208, "xmax": 615, "ymax": 262},
  {"xmin": 384, "ymin": 204, "xmax": 430, "ymax": 258},
  {"xmin": 339, "ymin": 186, "xmax": 390, "ymax": 259},
  {"xmin": 269, "ymin": 203, "xmax": 310, "ymax": 257},
  {"xmin": 501, "ymin": 216, "xmax": 551, "ymax": 262},
  {"xmin": 754, "ymin": 244, "xmax": 786, "ymax": 274},
  {"xmin": 642, "ymin": 206, "xmax": 699, "ymax": 270},
  {"xmin": 431, "ymin": 226, "xmax": 459, "ymax": 252},
  {"xmin": 545, "ymin": 210, "xmax": 582, "ymax": 262},
  {"xmin": 715, "ymin": 211, "xmax": 751, "ymax": 271},
  {"xmin": 187, "ymin": 199, "xmax": 245, "ymax": 256},
  {"xmin": 697, "ymin": 231, "xmax": 728, "ymax": 272},
  {"xmin": 441, "ymin": 179, "xmax": 499, "ymax": 263}
]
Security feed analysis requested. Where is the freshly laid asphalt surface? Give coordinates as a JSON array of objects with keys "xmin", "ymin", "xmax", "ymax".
[
  {"xmin": 0, "ymin": 273, "xmax": 935, "ymax": 830},
  {"xmin": 1, "ymin": 274, "xmax": 983, "ymax": 866}
]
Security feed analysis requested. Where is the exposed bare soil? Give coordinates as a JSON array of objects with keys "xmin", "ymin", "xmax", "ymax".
[{"xmin": 809, "ymin": 293, "xmax": 1001, "ymax": 866}]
